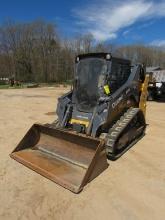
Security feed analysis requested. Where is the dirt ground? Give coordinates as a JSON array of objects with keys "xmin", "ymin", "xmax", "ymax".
[{"xmin": 0, "ymin": 87, "xmax": 165, "ymax": 220}]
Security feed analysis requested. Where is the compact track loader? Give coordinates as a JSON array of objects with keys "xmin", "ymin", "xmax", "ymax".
[{"xmin": 10, "ymin": 53, "xmax": 149, "ymax": 193}]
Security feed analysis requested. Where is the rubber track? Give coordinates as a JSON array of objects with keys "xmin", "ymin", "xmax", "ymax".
[{"xmin": 105, "ymin": 107, "xmax": 145, "ymax": 160}]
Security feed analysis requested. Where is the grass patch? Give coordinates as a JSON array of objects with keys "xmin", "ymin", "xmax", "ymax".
[
  {"xmin": 0, "ymin": 84, "xmax": 24, "ymax": 89},
  {"xmin": 0, "ymin": 82, "xmax": 71, "ymax": 89},
  {"xmin": 0, "ymin": 85, "xmax": 9, "ymax": 89}
]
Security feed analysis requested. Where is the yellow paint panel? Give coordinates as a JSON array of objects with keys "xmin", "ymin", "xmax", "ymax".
[
  {"xmin": 70, "ymin": 119, "xmax": 89, "ymax": 127},
  {"xmin": 139, "ymin": 74, "xmax": 150, "ymax": 117}
]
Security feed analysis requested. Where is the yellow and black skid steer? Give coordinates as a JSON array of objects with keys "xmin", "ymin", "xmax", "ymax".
[{"xmin": 10, "ymin": 53, "xmax": 149, "ymax": 193}]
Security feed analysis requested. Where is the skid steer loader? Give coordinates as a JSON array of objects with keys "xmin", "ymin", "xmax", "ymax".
[{"xmin": 10, "ymin": 53, "xmax": 149, "ymax": 193}]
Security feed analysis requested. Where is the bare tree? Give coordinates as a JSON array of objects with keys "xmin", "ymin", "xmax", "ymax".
[{"xmin": 0, "ymin": 19, "xmax": 165, "ymax": 83}]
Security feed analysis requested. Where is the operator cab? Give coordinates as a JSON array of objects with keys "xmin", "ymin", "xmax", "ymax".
[{"xmin": 73, "ymin": 53, "xmax": 131, "ymax": 112}]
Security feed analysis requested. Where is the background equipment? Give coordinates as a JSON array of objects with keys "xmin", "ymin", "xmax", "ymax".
[
  {"xmin": 10, "ymin": 53, "xmax": 149, "ymax": 193},
  {"xmin": 147, "ymin": 70, "xmax": 165, "ymax": 101}
]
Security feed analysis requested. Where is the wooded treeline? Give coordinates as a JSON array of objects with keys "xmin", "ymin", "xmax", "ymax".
[{"xmin": 0, "ymin": 20, "xmax": 165, "ymax": 82}]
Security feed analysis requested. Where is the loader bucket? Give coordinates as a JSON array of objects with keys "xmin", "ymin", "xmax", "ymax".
[{"xmin": 10, "ymin": 124, "xmax": 108, "ymax": 193}]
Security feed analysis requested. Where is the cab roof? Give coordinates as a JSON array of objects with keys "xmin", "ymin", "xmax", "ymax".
[{"xmin": 76, "ymin": 53, "xmax": 131, "ymax": 65}]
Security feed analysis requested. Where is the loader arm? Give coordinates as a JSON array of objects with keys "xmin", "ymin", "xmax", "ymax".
[{"xmin": 139, "ymin": 74, "xmax": 150, "ymax": 116}]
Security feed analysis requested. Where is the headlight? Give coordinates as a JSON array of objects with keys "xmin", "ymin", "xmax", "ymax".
[
  {"xmin": 76, "ymin": 57, "xmax": 79, "ymax": 62},
  {"xmin": 156, "ymin": 82, "xmax": 162, "ymax": 88},
  {"xmin": 106, "ymin": 54, "xmax": 111, "ymax": 60}
]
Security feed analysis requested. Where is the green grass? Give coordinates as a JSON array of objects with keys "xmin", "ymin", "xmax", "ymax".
[
  {"xmin": 0, "ymin": 82, "xmax": 71, "ymax": 89},
  {"xmin": 0, "ymin": 84, "xmax": 23, "ymax": 89},
  {"xmin": 0, "ymin": 85, "xmax": 9, "ymax": 89}
]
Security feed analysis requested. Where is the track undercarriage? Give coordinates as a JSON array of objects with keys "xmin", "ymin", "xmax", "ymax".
[{"xmin": 104, "ymin": 108, "xmax": 146, "ymax": 160}]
